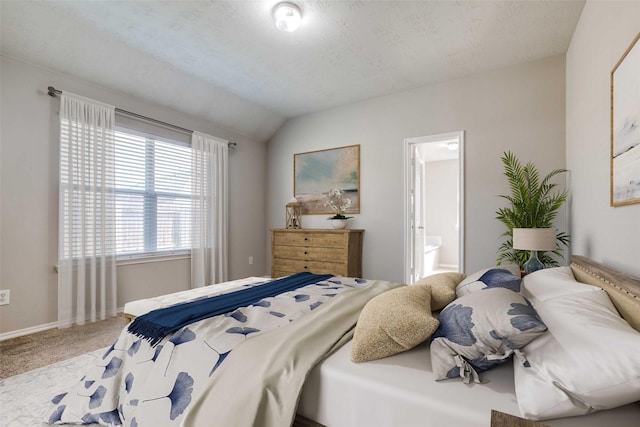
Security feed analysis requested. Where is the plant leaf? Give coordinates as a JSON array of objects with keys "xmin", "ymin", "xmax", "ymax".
[{"xmin": 495, "ymin": 151, "xmax": 569, "ymax": 267}]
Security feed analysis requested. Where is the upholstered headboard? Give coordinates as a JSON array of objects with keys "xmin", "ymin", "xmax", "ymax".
[{"xmin": 570, "ymin": 255, "xmax": 640, "ymax": 332}]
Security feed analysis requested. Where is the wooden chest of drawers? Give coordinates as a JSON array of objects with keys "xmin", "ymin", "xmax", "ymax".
[{"xmin": 270, "ymin": 229, "xmax": 364, "ymax": 278}]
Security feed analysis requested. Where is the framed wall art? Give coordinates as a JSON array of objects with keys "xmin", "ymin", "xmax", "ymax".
[
  {"xmin": 294, "ymin": 144, "xmax": 360, "ymax": 215},
  {"xmin": 611, "ymin": 32, "xmax": 640, "ymax": 207}
]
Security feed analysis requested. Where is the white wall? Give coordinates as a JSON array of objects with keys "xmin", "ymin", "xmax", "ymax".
[
  {"xmin": 0, "ymin": 56, "xmax": 268, "ymax": 334},
  {"xmin": 267, "ymin": 55, "xmax": 567, "ymax": 282},
  {"xmin": 566, "ymin": 1, "xmax": 640, "ymax": 277},
  {"xmin": 425, "ymin": 159, "xmax": 458, "ymax": 267}
]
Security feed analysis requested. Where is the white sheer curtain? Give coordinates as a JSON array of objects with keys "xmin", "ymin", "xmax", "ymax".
[
  {"xmin": 191, "ymin": 131, "xmax": 229, "ymax": 287},
  {"xmin": 58, "ymin": 93, "xmax": 117, "ymax": 328}
]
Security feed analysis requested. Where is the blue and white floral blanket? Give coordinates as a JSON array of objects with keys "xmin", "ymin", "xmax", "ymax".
[{"xmin": 46, "ymin": 276, "xmax": 372, "ymax": 427}]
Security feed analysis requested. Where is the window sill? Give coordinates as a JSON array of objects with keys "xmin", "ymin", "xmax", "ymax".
[
  {"xmin": 54, "ymin": 253, "xmax": 191, "ymax": 273},
  {"xmin": 117, "ymin": 253, "xmax": 190, "ymax": 266}
]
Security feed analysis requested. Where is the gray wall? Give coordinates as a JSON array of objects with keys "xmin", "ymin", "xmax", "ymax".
[
  {"xmin": 566, "ymin": 1, "xmax": 640, "ymax": 277},
  {"xmin": 13, "ymin": 4, "xmax": 635, "ymax": 335},
  {"xmin": 267, "ymin": 55, "xmax": 568, "ymax": 282},
  {"xmin": 0, "ymin": 56, "xmax": 268, "ymax": 335}
]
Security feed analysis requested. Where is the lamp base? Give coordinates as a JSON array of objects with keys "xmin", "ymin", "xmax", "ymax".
[{"xmin": 523, "ymin": 251, "xmax": 545, "ymax": 275}]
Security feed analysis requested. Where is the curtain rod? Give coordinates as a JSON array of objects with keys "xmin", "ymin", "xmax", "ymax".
[{"xmin": 47, "ymin": 86, "xmax": 237, "ymax": 148}]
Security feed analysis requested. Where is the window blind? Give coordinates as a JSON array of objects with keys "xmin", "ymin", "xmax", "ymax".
[
  {"xmin": 59, "ymin": 119, "xmax": 117, "ymax": 259},
  {"xmin": 114, "ymin": 127, "xmax": 192, "ymax": 259}
]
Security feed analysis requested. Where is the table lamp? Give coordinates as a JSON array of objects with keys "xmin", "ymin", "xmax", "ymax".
[{"xmin": 512, "ymin": 228, "xmax": 556, "ymax": 274}]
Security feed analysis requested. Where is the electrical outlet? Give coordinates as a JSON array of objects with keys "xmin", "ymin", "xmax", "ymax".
[
  {"xmin": 249, "ymin": 256, "xmax": 254, "ymax": 265},
  {"xmin": 0, "ymin": 289, "xmax": 9, "ymax": 306}
]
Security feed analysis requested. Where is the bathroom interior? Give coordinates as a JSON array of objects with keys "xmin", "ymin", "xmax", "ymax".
[{"xmin": 409, "ymin": 136, "xmax": 461, "ymax": 281}]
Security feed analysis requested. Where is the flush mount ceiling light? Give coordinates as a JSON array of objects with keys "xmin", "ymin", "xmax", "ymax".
[
  {"xmin": 273, "ymin": 2, "xmax": 302, "ymax": 32},
  {"xmin": 440, "ymin": 141, "xmax": 459, "ymax": 151}
]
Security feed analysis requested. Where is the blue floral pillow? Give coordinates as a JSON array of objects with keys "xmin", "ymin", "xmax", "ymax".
[
  {"xmin": 456, "ymin": 267, "xmax": 522, "ymax": 297},
  {"xmin": 430, "ymin": 287, "xmax": 547, "ymax": 383}
]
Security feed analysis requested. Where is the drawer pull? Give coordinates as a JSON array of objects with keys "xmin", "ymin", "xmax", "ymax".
[
  {"xmin": 304, "ymin": 237, "xmax": 308, "ymax": 241},
  {"xmin": 304, "ymin": 251, "xmax": 308, "ymax": 255}
]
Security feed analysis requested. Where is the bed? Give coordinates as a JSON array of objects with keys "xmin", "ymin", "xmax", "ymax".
[
  {"xmin": 47, "ymin": 256, "xmax": 640, "ymax": 427},
  {"xmin": 297, "ymin": 256, "xmax": 640, "ymax": 427}
]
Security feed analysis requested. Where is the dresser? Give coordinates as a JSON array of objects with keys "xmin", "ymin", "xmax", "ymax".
[{"xmin": 270, "ymin": 229, "xmax": 364, "ymax": 278}]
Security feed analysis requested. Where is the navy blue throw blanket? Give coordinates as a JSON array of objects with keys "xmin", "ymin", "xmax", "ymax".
[{"xmin": 127, "ymin": 272, "xmax": 333, "ymax": 346}]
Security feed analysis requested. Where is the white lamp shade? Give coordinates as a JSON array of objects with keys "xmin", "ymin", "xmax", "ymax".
[
  {"xmin": 273, "ymin": 2, "xmax": 302, "ymax": 32},
  {"xmin": 512, "ymin": 228, "xmax": 556, "ymax": 251}
]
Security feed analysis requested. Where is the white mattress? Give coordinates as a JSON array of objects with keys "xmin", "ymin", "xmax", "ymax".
[
  {"xmin": 299, "ymin": 341, "xmax": 640, "ymax": 427},
  {"xmin": 123, "ymin": 277, "xmax": 268, "ymax": 317}
]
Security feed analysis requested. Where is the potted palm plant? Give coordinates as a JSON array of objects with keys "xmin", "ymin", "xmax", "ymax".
[{"xmin": 496, "ymin": 151, "xmax": 570, "ymax": 268}]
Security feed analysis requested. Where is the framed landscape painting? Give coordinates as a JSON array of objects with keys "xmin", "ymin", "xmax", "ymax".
[
  {"xmin": 294, "ymin": 145, "xmax": 360, "ymax": 215},
  {"xmin": 611, "ymin": 32, "xmax": 640, "ymax": 207}
]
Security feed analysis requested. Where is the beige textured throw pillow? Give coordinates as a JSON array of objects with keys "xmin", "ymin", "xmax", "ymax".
[
  {"xmin": 413, "ymin": 272, "xmax": 467, "ymax": 311},
  {"xmin": 351, "ymin": 284, "xmax": 439, "ymax": 363}
]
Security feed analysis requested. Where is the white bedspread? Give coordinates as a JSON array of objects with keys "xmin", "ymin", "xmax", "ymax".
[
  {"xmin": 47, "ymin": 276, "xmax": 370, "ymax": 426},
  {"xmin": 181, "ymin": 279, "xmax": 401, "ymax": 427},
  {"xmin": 299, "ymin": 340, "xmax": 640, "ymax": 427}
]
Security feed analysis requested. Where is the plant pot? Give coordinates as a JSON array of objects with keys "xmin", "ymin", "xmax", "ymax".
[{"xmin": 329, "ymin": 219, "xmax": 349, "ymax": 229}]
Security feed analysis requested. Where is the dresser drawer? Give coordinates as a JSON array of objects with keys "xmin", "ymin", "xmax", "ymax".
[
  {"xmin": 273, "ymin": 245, "xmax": 346, "ymax": 263},
  {"xmin": 272, "ymin": 270, "xmax": 295, "ymax": 278},
  {"xmin": 270, "ymin": 229, "xmax": 363, "ymax": 278},
  {"xmin": 272, "ymin": 258, "xmax": 348, "ymax": 276},
  {"xmin": 272, "ymin": 231, "xmax": 346, "ymax": 248},
  {"xmin": 272, "ymin": 269, "xmax": 348, "ymax": 278}
]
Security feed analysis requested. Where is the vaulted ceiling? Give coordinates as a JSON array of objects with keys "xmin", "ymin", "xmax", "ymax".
[{"xmin": 1, "ymin": 1, "xmax": 585, "ymax": 142}]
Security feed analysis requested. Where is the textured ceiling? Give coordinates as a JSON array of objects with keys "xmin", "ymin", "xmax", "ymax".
[{"xmin": 1, "ymin": 0, "xmax": 585, "ymax": 142}]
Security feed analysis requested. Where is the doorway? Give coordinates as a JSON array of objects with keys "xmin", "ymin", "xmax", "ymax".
[{"xmin": 404, "ymin": 131, "xmax": 464, "ymax": 284}]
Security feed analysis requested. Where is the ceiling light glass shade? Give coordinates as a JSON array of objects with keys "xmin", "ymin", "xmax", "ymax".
[
  {"xmin": 273, "ymin": 2, "xmax": 302, "ymax": 32},
  {"xmin": 440, "ymin": 141, "xmax": 459, "ymax": 151}
]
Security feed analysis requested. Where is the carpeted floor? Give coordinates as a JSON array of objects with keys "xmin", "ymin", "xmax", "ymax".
[{"xmin": 0, "ymin": 314, "xmax": 127, "ymax": 380}]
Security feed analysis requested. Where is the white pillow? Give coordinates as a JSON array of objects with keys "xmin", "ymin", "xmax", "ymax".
[
  {"xmin": 521, "ymin": 266, "xmax": 599, "ymax": 304},
  {"xmin": 514, "ymin": 286, "xmax": 640, "ymax": 420},
  {"xmin": 456, "ymin": 264, "xmax": 521, "ymax": 297}
]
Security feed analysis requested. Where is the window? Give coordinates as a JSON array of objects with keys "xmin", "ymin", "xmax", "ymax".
[{"xmin": 115, "ymin": 128, "xmax": 192, "ymax": 259}]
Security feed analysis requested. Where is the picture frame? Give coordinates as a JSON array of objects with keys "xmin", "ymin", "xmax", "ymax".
[
  {"xmin": 294, "ymin": 144, "xmax": 360, "ymax": 215},
  {"xmin": 611, "ymin": 32, "xmax": 640, "ymax": 207}
]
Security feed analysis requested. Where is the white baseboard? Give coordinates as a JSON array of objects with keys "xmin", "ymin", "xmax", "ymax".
[
  {"xmin": 0, "ymin": 307, "xmax": 125, "ymax": 341},
  {"xmin": 0, "ymin": 321, "xmax": 59, "ymax": 341}
]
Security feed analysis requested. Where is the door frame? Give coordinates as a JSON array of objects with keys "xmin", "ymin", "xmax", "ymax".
[{"xmin": 403, "ymin": 131, "xmax": 465, "ymax": 284}]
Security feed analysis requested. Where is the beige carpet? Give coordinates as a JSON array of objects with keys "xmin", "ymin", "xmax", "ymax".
[{"xmin": 0, "ymin": 314, "xmax": 126, "ymax": 379}]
